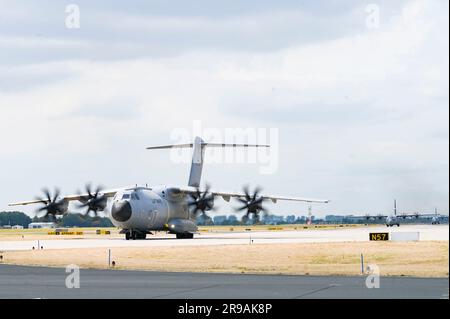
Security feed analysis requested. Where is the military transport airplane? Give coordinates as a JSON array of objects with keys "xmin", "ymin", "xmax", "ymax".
[
  {"xmin": 9, "ymin": 137, "xmax": 329, "ymax": 239},
  {"xmin": 356, "ymin": 200, "xmax": 444, "ymax": 227},
  {"xmin": 430, "ymin": 208, "xmax": 446, "ymax": 225}
]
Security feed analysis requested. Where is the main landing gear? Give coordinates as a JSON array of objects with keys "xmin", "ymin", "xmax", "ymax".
[
  {"xmin": 176, "ymin": 233, "xmax": 194, "ymax": 239},
  {"xmin": 125, "ymin": 230, "xmax": 147, "ymax": 240}
]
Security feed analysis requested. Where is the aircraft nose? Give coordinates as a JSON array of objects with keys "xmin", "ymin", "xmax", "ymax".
[{"xmin": 111, "ymin": 201, "xmax": 132, "ymax": 222}]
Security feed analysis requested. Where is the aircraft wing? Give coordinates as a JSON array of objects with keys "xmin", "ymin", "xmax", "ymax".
[
  {"xmin": 170, "ymin": 186, "xmax": 329, "ymax": 204},
  {"xmin": 348, "ymin": 213, "xmax": 442, "ymax": 219},
  {"xmin": 8, "ymin": 189, "xmax": 119, "ymax": 206},
  {"xmin": 9, "ymin": 199, "xmax": 50, "ymax": 206},
  {"xmin": 346, "ymin": 214, "xmax": 388, "ymax": 219},
  {"xmin": 397, "ymin": 213, "xmax": 438, "ymax": 218}
]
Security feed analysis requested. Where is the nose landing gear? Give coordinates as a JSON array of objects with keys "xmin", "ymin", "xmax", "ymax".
[{"xmin": 125, "ymin": 230, "xmax": 147, "ymax": 240}]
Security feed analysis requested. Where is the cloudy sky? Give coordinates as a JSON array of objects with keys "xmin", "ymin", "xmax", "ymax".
[{"xmin": 0, "ymin": 0, "xmax": 448, "ymax": 217}]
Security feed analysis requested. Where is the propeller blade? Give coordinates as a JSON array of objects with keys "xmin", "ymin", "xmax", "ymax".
[
  {"xmin": 42, "ymin": 188, "xmax": 51, "ymax": 203},
  {"xmin": 52, "ymin": 188, "xmax": 60, "ymax": 202},
  {"xmin": 236, "ymin": 197, "xmax": 248, "ymax": 205},
  {"xmin": 252, "ymin": 186, "xmax": 262, "ymax": 201},
  {"xmin": 37, "ymin": 206, "xmax": 48, "ymax": 212}
]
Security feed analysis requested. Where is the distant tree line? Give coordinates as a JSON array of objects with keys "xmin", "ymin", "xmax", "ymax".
[
  {"xmin": 0, "ymin": 211, "xmax": 114, "ymax": 228},
  {"xmin": 0, "ymin": 211, "xmax": 32, "ymax": 227},
  {"xmin": 198, "ymin": 214, "xmax": 311, "ymax": 226},
  {"xmin": 66, "ymin": 214, "xmax": 114, "ymax": 227}
]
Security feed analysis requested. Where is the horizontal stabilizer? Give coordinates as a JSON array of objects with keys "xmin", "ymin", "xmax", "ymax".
[
  {"xmin": 146, "ymin": 144, "xmax": 193, "ymax": 150},
  {"xmin": 146, "ymin": 136, "xmax": 271, "ymax": 188},
  {"xmin": 146, "ymin": 143, "xmax": 269, "ymax": 149}
]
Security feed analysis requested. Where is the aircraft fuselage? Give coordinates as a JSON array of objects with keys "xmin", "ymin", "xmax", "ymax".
[{"xmin": 109, "ymin": 186, "xmax": 199, "ymax": 239}]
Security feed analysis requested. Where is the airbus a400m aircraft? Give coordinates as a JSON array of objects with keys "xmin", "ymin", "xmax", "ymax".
[{"xmin": 9, "ymin": 137, "xmax": 329, "ymax": 239}]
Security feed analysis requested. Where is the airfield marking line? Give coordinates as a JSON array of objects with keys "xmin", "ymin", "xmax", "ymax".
[
  {"xmin": 293, "ymin": 284, "xmax": 340, "ymax": 299},
  {"xmin": 151, "ymin": 284, "xmax": 223, "ymax": 299}
]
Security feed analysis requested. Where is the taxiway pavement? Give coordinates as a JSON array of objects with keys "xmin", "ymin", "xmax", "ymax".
[
  {"xmin": 0, "ymin": 225, "xmax": 447, "ymax": 251},
  {"xmin": 0, "ymin": 265, "xmax": 447, "ymax": 299}
]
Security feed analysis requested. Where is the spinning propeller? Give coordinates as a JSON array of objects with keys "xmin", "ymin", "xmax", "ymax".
[
  {"xmin": 77, "ymin": 183, "xmax": 107, "ymax": 219},
  {"xmin": 235, "ymin": 186, "xmax": 268, "ymax": 223},
  {"xmin": 188, "ymin": 184, "xmax": 215, "ymax": 220},
  {"xmin": 35, "ymin": 188, "xmax": 67, "ymax": 220}
]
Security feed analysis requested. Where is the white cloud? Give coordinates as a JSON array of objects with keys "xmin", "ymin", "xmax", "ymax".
[{"xmin": 0, "ymin": 0, "xmax": 448, "ymax": 216}]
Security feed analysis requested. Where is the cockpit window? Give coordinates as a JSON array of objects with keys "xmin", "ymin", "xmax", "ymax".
[
  {"xmin": 129, "ymin": 193, "xmax": 140, "ymax": 200},
  {"xmin": 122, "ymin": 194, "xmax": 130, "ymax": 200}
]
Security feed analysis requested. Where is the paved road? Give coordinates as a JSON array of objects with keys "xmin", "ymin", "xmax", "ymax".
[
  {"xmin": 1, "ymin": 225, "xmax": 448, "ymax": 251},
  {"xmin": 0, "ymin": 265, "xmax": 447, "ymax": 299}
]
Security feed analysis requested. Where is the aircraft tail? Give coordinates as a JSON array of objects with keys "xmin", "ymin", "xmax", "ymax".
[
  {"xmin": 188, "ymin": 136, "xmax": 206, "ymax": 187},
  {"xmin": 146, "ymin": 136, "xmax": 269, "ymax": 187},
  {"xmin": 394, "ymin": 199, "xmax": 397, "ymax": 216}
]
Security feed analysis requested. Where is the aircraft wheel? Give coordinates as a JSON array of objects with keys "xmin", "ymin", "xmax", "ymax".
[
  {"xmin": 137, "ymin": 232, "xmax": 146, "ymax": 240},
  {"xmin": 176, "ymin": 233, "xmax": 194, "ymax": 239},
  {"xmin": 125, "ymin": 232, "xmax": 130, "ymax": 240}
]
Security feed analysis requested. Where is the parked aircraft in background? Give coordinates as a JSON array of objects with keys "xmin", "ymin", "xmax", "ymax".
[{"xmin": 352, "ymin": 200, "xmax": 445, "ymax": 227}]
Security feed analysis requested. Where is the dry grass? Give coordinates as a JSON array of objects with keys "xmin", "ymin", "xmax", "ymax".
[{"xmin": 1, "ymin": 241, "xmax": 448, "ymax": 278}]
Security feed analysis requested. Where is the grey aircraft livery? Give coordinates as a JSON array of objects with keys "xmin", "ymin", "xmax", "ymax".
[
  {"xmin": 350, "ymin": 200, "xmax": 444, "ymax": 227},
  {"xmin": 9, "ymin": 137, "xmax": 329, "ymax": 239}
]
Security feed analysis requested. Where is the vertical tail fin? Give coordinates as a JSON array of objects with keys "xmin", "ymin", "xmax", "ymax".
[
  {"xmin": 188, "ymin": 137, "xmax": 205, "ymax": 187},
  {"xmin": 394, "ymin": 199, "xmax": 397, "ymax": 216}
]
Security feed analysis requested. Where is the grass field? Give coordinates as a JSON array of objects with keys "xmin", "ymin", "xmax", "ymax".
[
  {"xmin": 1, "ymin": 241, "xmax": 448, "ymax": 278},
  {"xmin": 1, "ymin": 225, "xmax": 447, "ymax": 278}
]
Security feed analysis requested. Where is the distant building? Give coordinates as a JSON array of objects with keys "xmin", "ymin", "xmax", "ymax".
[
  {"xmin": 28, "ymin": 222, "xmax": 56, "ymax": 229},
  {"xmin": 12, "ymin": 225, "xmax": 24, "ymax": 229}
]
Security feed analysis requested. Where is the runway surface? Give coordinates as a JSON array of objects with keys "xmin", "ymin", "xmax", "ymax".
[
  {"xmin": 0, "ymin": 225, "xmax": 447, "ymax": 251},
  {"xmin": 0, "ymin": 265, "xmax": 447, "ymax": 299}
]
